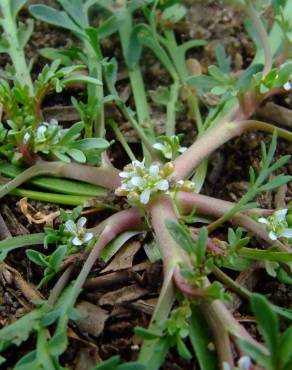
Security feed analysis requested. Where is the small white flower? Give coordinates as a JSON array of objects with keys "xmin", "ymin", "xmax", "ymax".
[
  {"xmin": 153, "ymin": 135, "xmax": 187, "ymax": 160},
  {"xmin": 238, "ymin": 356, "xmax": 251, "ymax": 370},
  {"xmin": 140, "ymin": 188, "xmax": 151, "ymax": 204},
  {"xmin": 179, "ymin": 146, "xmax": 187, "ymax": 153},
  {"xmin": 258, "ymin": 209, "xmax": 292, "ymax": 241},
  {"xmin": 65, "ymin": 217, "xmax": 93, "ymax": 246},
  {"xmin": 156, "ymin": 179, "xmax": 169, "ymax": 191},
  {"xmin": 23, "ymin": 132, "xmax": 31, "ymax": 144},
  {"xmin": 149, "ymin": 163, "xmax": 160, "ymax": 177},
  {"xmin": 283, "ymin": 81, "xmax": 292, "ymax": 91}
]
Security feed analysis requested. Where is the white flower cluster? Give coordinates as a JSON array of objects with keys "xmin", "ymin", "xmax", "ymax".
[
  {"xmin": 223, "ymin": 356, "xmax": 251, "ymax": 370},
  {"xmin": 258, "ymin": 209, "xmax": 292, "ymax": 241},
  {"xmin": 64, "ymin": 217, "xmax": 94, "ymax": 246},
  {"xmin": 116, "ymin": 159, "xmax": 195, "ymax": 205}
]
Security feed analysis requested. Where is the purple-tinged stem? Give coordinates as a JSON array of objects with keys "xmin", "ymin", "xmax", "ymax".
[
  {"xmin": 0, "ymin": 161, "xmax": 121, "ymax": 199},
  {"xmin": 177, "ymin": 192, "xmax": 282, "ymax": 246},
  {"xmin": 49, "ymin": 208, "xmax": 142, "ymax": 306},
  {"xmin": 173, "ymin": 120, "xmax": 292, "ymax": 181},
  {"xmin": 70, "ymin": 208, "xmax": 142, "ymax": 304}
]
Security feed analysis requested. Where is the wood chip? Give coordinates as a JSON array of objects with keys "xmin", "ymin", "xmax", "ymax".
[
  {"xmin": 76, "ymin": 301, "xmax": 109, "ymax": 337},
  {"xmin": 98, "ymin": 284, "xmax": 148, "ymax": 307}
]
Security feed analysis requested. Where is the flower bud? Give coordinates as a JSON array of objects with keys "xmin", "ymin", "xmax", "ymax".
[
  {"xmin": 161, "ymin": 162, "xmax": 175, "ymax": 177},
  {"xmin": 180, "ymin": 180, "xmax": 196, "ymax": 192}
]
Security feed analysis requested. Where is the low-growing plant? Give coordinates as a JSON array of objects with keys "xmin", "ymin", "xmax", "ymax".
[{"xmin": 0, "ymin": 0, "xmax": 291, "ymax": 369}]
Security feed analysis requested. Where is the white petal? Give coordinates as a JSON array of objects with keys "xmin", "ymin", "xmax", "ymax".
[
  {"xmin": 238, "ymin": 356, "xmax": 251, "ymax": 370},
  {"xmin": 72, "ymin": 236, "xmax": 83, "ymax": 246},
  {"xmin": 65, "ymin": 220, "xmax": 77, "ymax": 234},
  {"xmin": 283, "ymin": 81, "xmax": 292, "ymax": 91},
  {"xmin": 157, "ymin": 179, "xmax": 169, "ymax": 191},
  {"xmin": 179, "ymin": 146, "xmax": 187, "ymax": 153},
  {"xmin": 133, "ymin": 159, "xmax": 145, "ymax": 169},
  {"xmin": 268, "ymin": 231, "xmax": 278, "ymax": 240},
  {"xmin": 280, "ymin": 228, "xmax": 292, "ymax": 239},
  {"xmin": 119, "ymin": 171, "xmax": 131, "ymax": 178},
  {"xmin": 83, "ymin": 232, "xmax": 94, "ymax": 243},
  {"xmin": 131, "ymin": 176, "xmax": 145, "ymax": 187},
  {"xmin": 222, "ymin": 363, "xmax": 231, "ymax": 370},
  {"xmin": 149, "ymin": 164, "xmax": 160, "ymax": 177},
  {"xmin": 274, "ymin": 209, "xmax": 288, "ymax": 222},
  {"xmin": 164, "ymin": 150, "xmax": 173, "ymax": 159},
  {"xmin": 23, "ymin": 133, "xmax": 31, "ymax": 143},
  {"xmin": 140, "ymin": 188, "xmax": 151, "ymax": 204},
  {"xmin": 77, "ymin": 217, "xmax": 87, "ymax": 228},
  {"xmin": 258, "ymin": 217, "xmax": 270, "ymax": 225},
  {"xmin": 153, "ymin": 143, "xmax": 165, "ymax": 151}
]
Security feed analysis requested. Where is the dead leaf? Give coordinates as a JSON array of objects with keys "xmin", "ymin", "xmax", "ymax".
[
  {"xmin": 99, "ymin": 284, "xmax": 148, "ymax": 307},
  {"xmin": 102, "ymin": 240, "xmax": 141, "ymax": 273},
  {"xmin": 18, "ymin": 198, "xmax": 60, "ymax": 226},
  {"xmin": 76, "ymin": 301, "xmax": 109, "ymax": 337}
]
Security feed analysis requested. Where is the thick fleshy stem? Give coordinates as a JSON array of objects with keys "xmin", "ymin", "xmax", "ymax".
[
  {"xmin": 0, "ymin": 161, "xmax": 121, "ymax": 199},
  {"xmin": 174, "ymin": 272, "xmax": 268, "ymax": 367},
  {"xmin": 49, "ymin": 208, "xmax": 142, "ymax": 309},
  {"xmin": 138, "ymin": 195, "xmax": 188, "ymax": 369},
  {"xmin": 173, "ymin": 120, "xmax": 292, "ymax": 180},
  {"xmin": 68, "ymin": 208, "xmax": 142, "ymax": 305},
  {"xmin": 176, "ymin": 191, "xmax": 289, "ymax": 250}
]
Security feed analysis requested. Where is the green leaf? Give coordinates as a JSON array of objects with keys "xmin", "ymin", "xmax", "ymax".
[
  {"xmin": 57, "ymin": 122, "xmax": 83, "ymax": 145},
  {"xmin": 100, "ymin": 231, "xmax": 141, "ymax": 263},
  {"xmin": 29, "ymin": 5, "xmax": 82, "ymax": 34},
  {"xmin": 189, "ymin": 306, "xmax": 217, "ymax": 370},
  {"xmin": 67, "ymin": 148, "xmax": 86, "ymax": 163},
  {"xmin": 96, "ymin": 15, "xmax": 119, "ymax": 39},
  {"xmin": 196, "ymin": 227, "xmax": 208, "ymax": 264},
  {"xmin": 161, "ymin": 4, "xmax": 187, "ymax": 23},
  {"xmin": 62, "ymin": 74, "xmax": 102, "ymax": 86},
  {"xmin": 73, "ymin": 138, "xmax": 110, "ymax": 150},
  {"xmin": 17, "ymin": 19, "xmax": 34, "ymax": 48},
  {"xmin": 187, "ymin": 75, "xmax": 217, "ymax": 90},
  {"xmin": 258, "ymin": 175, "xmax": 292, "ymax": 192},
  {"xmin": 215, "ymin": 44, "xmax": 231, "ymax": 73},
  {"xmin": 48, "ymin": 330, "xmax": 67, "ymax": 356},
  {"xmin": 279, "ymin": 327, "xmax": 292, "ymax": 368},
  {"xmin": 176, "ymin": 336, "xmax": 192, "ymax": 360},
  {"xmin": 50, "ymin": 245, "xmax": 67, "ymax": 271},
  {"xmin": 26, "ymin": 249, "xmax": 48, "ymax": 267},
  {"xmin": 0, "ymin": 309, "xmax": 43, "ymax": 347},
  {"xmin": 165, "ymin": 219, "xmax": 194, "ymax": 255},
  {"xmin": 208, "ymin": 65, "xmax": 228, "ymax": 83},
  {"xmin": 57, "ymin": 0, "xmax": 88, "ymax": 28},
  {"xmin": 238, "ymin": 339, "xmax": 270, "ymax": 368},
  {"xmin": 135, "ymin": 327, "xmax": 163, "ymax": 340},
  {"xmin": 11, "ymin": 0, "xmax": 27, "ymax": 18},
  {"xmin": 91, "ymin": 355, "xmax": 121, "ymax": 370},
  {"xmin": 250, "ymin": 294, "xmax": 279, "ymax": 362},
  {"xmin": 0, "ymin": 233, "xmax": 45, "ymax": 261},
  {"xmin": 117, "ymin": 363, "xmax": 145, "ymax": 370}
]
